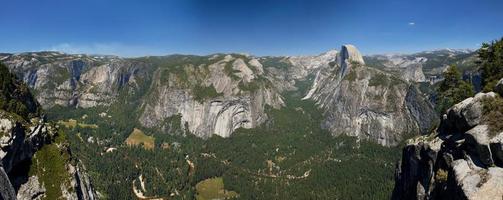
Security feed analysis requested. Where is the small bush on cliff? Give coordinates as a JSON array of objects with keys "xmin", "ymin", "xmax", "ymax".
[
  {"xmin": 478, "ymin": 37, "xmax": 503, "ymax": 92},
  {"xmin": 482, "ymin": 96, "xmax": 503, "ymax": 136},
  {"xmin": 369, "ymin": 73, "xmax": 389, "ymax": 87},
  {"xmin": 435, "ymin": 169, "xmax": 448, "ymax": 183},
  {"xmin": 344, "ymin": 69, "xmax": 357, "ymax": 82},
  {"xmin": 29, "ymin": 131, "xmax": 71, "ymax": 200},
  {"xmin": 436, "ymin": 65, "xmax": 474, "ymax": 114},
  {"xmin": 192, "ymin": 85, "xmax": 222, "ymax": 102}
]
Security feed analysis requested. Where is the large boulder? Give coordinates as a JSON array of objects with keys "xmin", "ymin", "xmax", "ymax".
[
  {"xmin": 445, "ymin": 92, "xmax": 497, "ymax": 133},
  {"xmin": 391, "ymin": 136, "xmax": 443, "ymax": 200},
  {"xmin": 394, "ymin": 91, "xmax": 503, "ymax": 199},
  {"xmin": 464, "ymin": 125, "xmax": 494, "ymax": 166},
  {"xmin": 453, "ymin": 159, "xmax": 503, "ymax": 200},
  {"xmin": 490, "ymin": 132, "xmax": 503, "ymax": 166}
]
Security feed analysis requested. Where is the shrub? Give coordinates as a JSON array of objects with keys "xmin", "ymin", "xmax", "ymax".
[
  {"xmin": 435, "ymin": 169, "xmax": 448, "ymax": 183},
  {"xmin": 482, "ymin": 96, "xmax": 503, "ymax": 137},
  {"xmin": 369, "ymin": 73, "xmax": 389, "ymax": 87},
  {"xmin": 344, "ymin": 70, "xmax": 357, "ymax": 82},
  {"xmin": 192, "ymin": 85, "xmax": 222, "ymax": 102}
]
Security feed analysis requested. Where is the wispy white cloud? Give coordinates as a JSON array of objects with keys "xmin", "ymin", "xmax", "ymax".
[
  {"xmin": 408, "ymin": 22, "xmax": 415, "ymax": 26},
  {"xmin": 46, "ymin": 43, "xmax": 168, "ymax": 57}
]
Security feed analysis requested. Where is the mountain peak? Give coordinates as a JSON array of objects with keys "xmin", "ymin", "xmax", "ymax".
[{"xmin": 340, "ymin": 44, "xmax": 365, "ymax": 65}]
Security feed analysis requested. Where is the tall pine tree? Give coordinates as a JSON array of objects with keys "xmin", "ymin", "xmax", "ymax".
[
  {"xmin": 436, "ymin": 65, "xmax": 474, "ymax": 113},
  {"xmin": 478, "ymin": 37, "xmax": 503, "ymax": 91}
]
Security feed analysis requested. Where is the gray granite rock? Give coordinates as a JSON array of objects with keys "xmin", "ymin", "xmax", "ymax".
[
  {"xmin": 16, "ymin": 176, "xmax": 45, "ymax": 200},
  {"xmin": 393, "ymin": 92, "xmax": 503, "ymax": 200},
  {"xmin": 302, "ymin": 45, "xmax": 437, "ymax": 146},
  {"xmin": 495, "ymin": 78, "xmax": 503, "ymax": 96}
]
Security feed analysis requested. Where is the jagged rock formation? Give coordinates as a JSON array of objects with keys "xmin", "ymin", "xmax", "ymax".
[
  {"xmin": 392, "ymin": 79, "xmax": 503, "ymax": 200},
  {"xmin": 302, "ymin": 45, "xmax": 438, "ymax": 146},
  {"xmin": 0, "ymin": 116, "xmax": 48, "ymax": 173},
  {"xmin": 0, "ymin": 113, "xmax": 98, "ymax": 200},
  {"xmin": 0, "ymin": 62, "xmax": 97, "ymax": 200},
  {"xmin": 16, "ymin": 176, "xmax": 45, "ymax": 200}
]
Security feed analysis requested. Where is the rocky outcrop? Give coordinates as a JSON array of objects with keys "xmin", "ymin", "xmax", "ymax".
[
  {"xmin": 403, "ymin": 64, "xmax": 427, "ymax": 82},
  {"xmin": 392, "ymin": 82, "xmax": 503, "ymax": 199},
  {"xmin": 0, "ymin": 112, "xmax": 98, "ymax": 200},
  {"xmin": 0, "ymin": 61, "xmax": 98, "ymax": 200},
  {"xmin": 442, "ymin": 92, "xmax": 496, "ymax": 134},
  {"xmin": 0, "ymin": 116, "xmax": 51, "ymax": 173},
  {"xmin": 16, "ymin": 176, "xmax": 45, "ymax": 200},
  {"xmin": 0, "ymin": 164, "xmax": 16, "ymax": 200},
  {"xmin": 64, "ymin": 164, "xmax": 98, "ymax": 200},
  {"xmin": 302, "ymin": 45, "xmax": 438, "ymax": 146}
]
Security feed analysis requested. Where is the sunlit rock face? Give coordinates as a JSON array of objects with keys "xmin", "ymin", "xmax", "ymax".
[
  {"xmin": 393, "ymin": 84, "xmax": 503, "ymax": 200},
  {"xmin": 1, "ymin": 52, "xmax": 142, "ymax": 109},
  {"xmin": 302, "ymin": 45, "xmax": 437, "ymax": 146},
  {"xmin": 138, "ymin": 55, "xmax": 284, "ymax": 138},
  {"xmin": 0, "ymin": 61, "xmax": 98, "ymax": 200}
]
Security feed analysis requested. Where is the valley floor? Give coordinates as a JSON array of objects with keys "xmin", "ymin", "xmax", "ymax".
[{"xmin": 48, "ymin": 89, "xmax": 401, "ymax": 199}]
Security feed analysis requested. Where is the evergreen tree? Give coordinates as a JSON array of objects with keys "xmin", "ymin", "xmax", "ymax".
[
  {"xmin": 436, "ymin": 65, "xmax": 474, "ymax": 113},
  {"xmin": 478, "ymin": 37, "xmax": 503, "ymax": 91}
]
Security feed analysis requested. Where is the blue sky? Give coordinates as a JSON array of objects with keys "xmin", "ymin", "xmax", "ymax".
[{"xmin": 1, "ymin": 0, "xmax": 502, "ymax": 57}]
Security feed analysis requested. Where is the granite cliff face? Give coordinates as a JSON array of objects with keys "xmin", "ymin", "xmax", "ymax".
[
  {"xmin": 392, "ymin": 79, "xmax": 503, "ymax": 200},
  {"xmin": 0, "ymin": 52, "xmax": 145, "ymax": 109},
  {"xmin": 302, "ymin": 45, "xmax": 438, "ymax": 146},
  {"xmin": 0, "ymin": 62, "xmax": 97, "ymax": 200},
  {"xmin": 0, "ymin": 115, "xmax": 97, "ymax": 200},
  {"xmin": 138, "ymin": 55, "xmax": 284, "ymax": 138}
]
